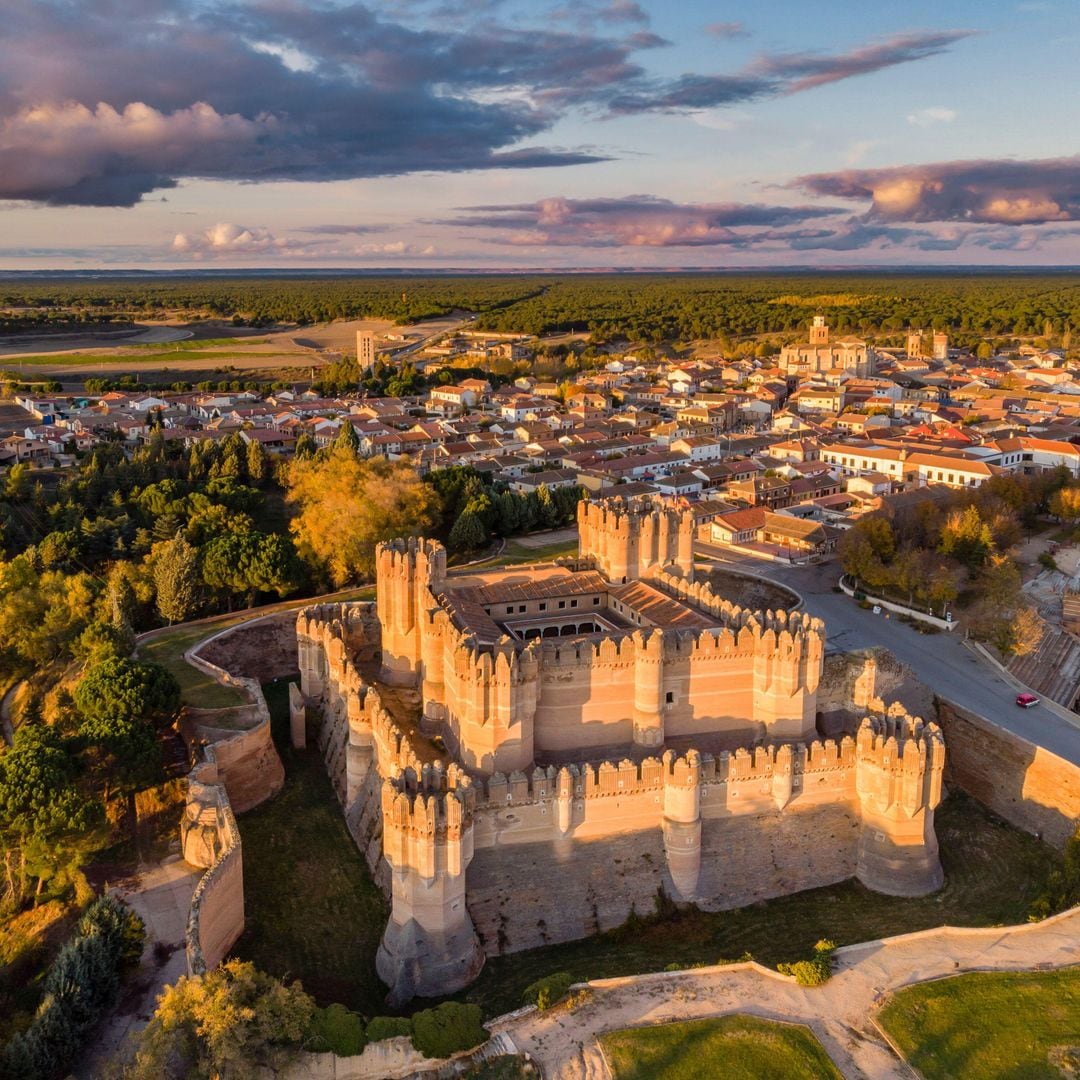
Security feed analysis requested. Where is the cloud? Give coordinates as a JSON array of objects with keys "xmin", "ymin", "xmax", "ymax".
[
  {"xmin": 438, "ymin": 194, "xmax": 845, "ymax": 247},
  {"xmin": 171, "ymin": 221, "xmax": 438, "ymax": 259},
  {"xmin": 293, "ymin": 224, "xmax": 390, "ymax": 236},
  {"xmin": 796, "ymin": 156, "xmax": 1080, "ymax": 224},
  {"xmin": 705, "ymin": 21, "xmax": 748, "ymax": 39},
  {"xmin": 172, "ymin": 223, "xmax": 288, "ymax": 256},
  {"xmin": 608, "ymin": 29, "xmax": 974, "ymax": 113},
  {"xmin": 907, "ymin": 106, "xmax": 957, "ymax": 126},
  {"xmin": 0, "ymin": 2, "xmax": 977, "ymax": 205}
]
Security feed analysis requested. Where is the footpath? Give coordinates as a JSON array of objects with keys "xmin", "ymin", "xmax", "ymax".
[{"xmin": 492, "ymin": 906, "xmax": 1080, "ymax": 1080}]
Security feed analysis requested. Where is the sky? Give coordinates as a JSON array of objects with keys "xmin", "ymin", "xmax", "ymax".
[{"xmin": 2, "ymin": 0, "xmax": 1080, "ymax": 270}]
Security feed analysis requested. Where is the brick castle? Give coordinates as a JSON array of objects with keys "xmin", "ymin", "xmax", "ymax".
[{"xmin": 295, "ymin": 496, "xmax": 946, "ymax": 1003}]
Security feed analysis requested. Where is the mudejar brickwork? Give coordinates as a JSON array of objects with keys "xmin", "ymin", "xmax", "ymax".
[{"xmin": 296, "ymin": 496, "xmax": 946, "ymax": 1003}]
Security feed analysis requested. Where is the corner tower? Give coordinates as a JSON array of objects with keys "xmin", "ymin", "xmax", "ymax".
[{"xmin": 578, "ymin": 497, "xmax": 694, "ymax": 584}]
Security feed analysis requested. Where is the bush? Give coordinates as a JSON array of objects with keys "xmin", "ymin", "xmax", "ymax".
[
  {"xmin": 522, "ymin": 971, "xmax": 574, "ymax": 1011},
  {"xmin": 410, "ymin": 1002, "xmax": 488, "ymax": 1059},
  {"xmin": 777, "ymin": 939, "xmax": 837, "ymax": 987},
  {"xmin": 307, "ymin": 1003, "xmax": 366, "ymax": 1056},
  {"xmin": 366, "ymin": 1015, "xmax": 413, "ymax": 1042},
  {"xmin": 1039, "ymin": 552, "xmax": 1060, "ymax": 572}
]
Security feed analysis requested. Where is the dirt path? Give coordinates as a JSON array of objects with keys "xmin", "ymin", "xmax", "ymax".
[{"xmin": 491, "ymin": 907, "xmax": 1080, "ymax": 1079}]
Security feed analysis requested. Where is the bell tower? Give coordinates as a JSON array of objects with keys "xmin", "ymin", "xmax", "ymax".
[{"xmin": 809, "ymin": 315, "xmax": 829, "ymax": 345}]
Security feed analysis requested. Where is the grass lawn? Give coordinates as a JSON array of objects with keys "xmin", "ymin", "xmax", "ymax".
[
  {"xmin": 230, "ymin": 679, "xmax": 391, "ymax": 1014},
  {"xmin": 454, "ymin": 793, "xmax": 1058, "ymax": 1017},
  {"xmin": 600, "ymin": 1016, "xmax": 842, "ymax": 1080},
  {"xmin": 878, "ymin": 968, "xmax": 1080, "ymax": 1079},
  {"xmin": 138, "ymin": 621, "xmax": 250, "ymax": 708}
]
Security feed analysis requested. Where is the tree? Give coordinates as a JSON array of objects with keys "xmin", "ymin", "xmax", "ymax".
[
  {"xmin": 125, "ymin": 960, "xmax": 314, "ymax": 1080},
  {"xmin": 447, "ymin": 508, "xmax": 488, "ymax": 552},
  {"xmin": 938, "ymin": 505, "xmax": 994, "ymax": 570},
  {"xmin": 294, "ymin": 431, "xmax": 316, "ymax": 460},
  {"xmin": 1010, "ymin": 605, "xmax": 1044, "ymax": 659},
  {"xmin": 1050, "ymin": 485, "xmax": 1080, "ymax": 526},
  {"xmin": 201, "ymin": 532, "xmax": 302, "ymax": 607},
  {"xmin": 333, "ymin": 420, "xmax": 360, "ymax": 456},
  {"xmin": 0, "ymin": 722, "xmax": 103, "ymax": 909},
  {"xmin": 287, "ymin": 451, "xmax": 438, "ymax": 586},
  {"xmin": 245, "ymin": 438, "xmax": 269, "ymax": 486},
  {"xmin": 152, "ymin": 535, "xmax": 200, "ymax": 625},
  {"xmin": 73, "ymin": 657, "xmax": 180, "ymax": 727}
]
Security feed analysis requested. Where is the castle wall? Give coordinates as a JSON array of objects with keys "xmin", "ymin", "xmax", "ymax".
[{"xmin": 936, "ymin": 700, "xmax": 1080, "ymax": 849}]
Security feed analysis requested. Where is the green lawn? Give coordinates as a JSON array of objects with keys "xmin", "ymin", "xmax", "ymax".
[
  {"xmin": 138, "ymin": 621, "xmax": 250, "ymax": 708},
  {"xmin": 230, "ymin": 680, "xmax": 391, "ymax": 1014},
  {"xmin": 600, "ymin": 1016, "xmax": 842, "ymax": 1080},
  {"xmin": 878, "ymin": 968, "xmax": 1080, "ymax": 1079},
  {"xmin": 455, "ymin": 793, "xmax": 1058, "ymax": 1017}
]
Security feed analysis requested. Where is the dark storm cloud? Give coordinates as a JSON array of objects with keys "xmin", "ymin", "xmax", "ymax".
[
  {"xmin": 796, "ymin": 156, "xmax": 1080, "ymax": 224},
  {"xmin": 0, "ymin": 1, "xmax": 974, "ymax": 207},
  {"xmin": 436, "ymin": 195, "xmax": 846, "ymax": 246}
]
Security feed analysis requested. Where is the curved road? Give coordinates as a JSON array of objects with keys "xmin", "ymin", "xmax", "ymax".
[{"xmin": 697, "ymin": 543, "xmax": 1080, "ymax": 766}]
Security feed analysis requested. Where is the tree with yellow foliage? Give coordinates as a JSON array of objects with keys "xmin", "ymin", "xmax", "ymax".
[{"xmin": 286, "ymin": 450, "xmax": 438, "ymax": 587}]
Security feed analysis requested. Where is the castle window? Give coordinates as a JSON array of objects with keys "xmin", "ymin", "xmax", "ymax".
[
  {"xmin": 666, "ymin": 692, "xmax": 674, "ymax": 704},
  {"xmin": 558, "ymin": 600, "xmax": 566, "ymax": 609},
  {"xmin": 594, "ymin": 596, "xmax": 600, "ymax": 605},
  {"xmin": 571, "ymin": 599, "xmax": 578, "ymax": 608},
  {"xmin": 519, "ymin": 605, "xmax": 526, "ymax": 613},
  {"xmin": 539, "ymin": 602, "xmax": 547, "ymax": 611}
]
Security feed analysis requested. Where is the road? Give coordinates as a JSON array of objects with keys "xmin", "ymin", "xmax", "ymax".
[{"xmin": 696, "ymin": 542, "xmax": 1080, "ymax": 766}]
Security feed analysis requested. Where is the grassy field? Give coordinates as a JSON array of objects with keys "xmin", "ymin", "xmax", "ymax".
[
  {"xmin": 138, "ymin": 621, "xmax": 250, "ymax": 708},
  {"xmin": 455, "ymin": 793, "xmax": 1058, "ymax": 1016},
  {"xmin": 878, "ymin": 968, "xmax": 1080, "ymax": 1079},
  {"xmin": 231, "ymin": 680, "xmax": 391, "ymax": 1014},
  {"xmin": 600, "ymin": 1016, "xmax": 842, "ymax": 1080}
]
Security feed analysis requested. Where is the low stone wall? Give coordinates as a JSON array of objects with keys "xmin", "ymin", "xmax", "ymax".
[
  {"xmin": 936, "ymin": 699, "xmax": 1080, "ymax": 848},
  {"xmin": 183, "ymin": 619, "xmax": 286, "ymax": 812},
  {"xmin": 838, "ymin": 575, "xmax": 954, "ymax": 630},
  {"xmin": 183, "ymin": 760, "xmax": 244, "ymax": 973}
]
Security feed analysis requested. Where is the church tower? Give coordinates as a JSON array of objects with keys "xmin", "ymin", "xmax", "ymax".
[{"xmin": 809, "ymin": 315, "xmax": 829, "ymax": 345}]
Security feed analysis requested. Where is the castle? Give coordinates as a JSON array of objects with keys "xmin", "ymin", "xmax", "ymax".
[{"xmin": 295, "ymin": 496, "xmax": 945, "ymax": 1003}]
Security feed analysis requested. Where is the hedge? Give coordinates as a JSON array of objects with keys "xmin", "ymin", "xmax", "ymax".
[
  {"xmin": 777, "ymin": 939, "xmax": 837, "ymax": 987},
  {"xmin": 410, "ymin": 1002, "xmax": 488, "ymax": 1059},
  {"xmin": 366, "ymin": 1015, "xmax": 413, "ymax": 1041},
  {"xmin": 522, "ymin": 971, "xmax": 574, "ymax": 1010},
  {"xmin": 307, "ymin": 1003, "xmax": 366, "ymax": 1056}
]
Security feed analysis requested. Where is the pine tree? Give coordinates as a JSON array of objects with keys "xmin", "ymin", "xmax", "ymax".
[
  {"xmin": 333, "ymin": 420, "xmax": 360, "ymax": 456},
  {"xmin": 152, "ymin": 535, "xmax": 200, "ymax": 624}
]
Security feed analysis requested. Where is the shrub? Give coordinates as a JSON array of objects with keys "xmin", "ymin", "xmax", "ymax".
[
  {"xmin": 777, "ymin": 939, "xmax": 837, "ymax": 987},
  {"xmin": 522, "ymin": 972, "xmax": 574, "ymax": 1011},
  {"xmin": 307, "ymin": 1003, "xmax": 366, "ymax": 1056},
  {"xmin": 366, "ymin": 1015, "xmax": 413, "ymax": 1042},
  {"xmin": 1039, "ymin": 552, "xmax": 1059, "ymax": 572},
  {"xmin": 410, "ymin": 1002, "xmax": 488, "ymax": 1059}
]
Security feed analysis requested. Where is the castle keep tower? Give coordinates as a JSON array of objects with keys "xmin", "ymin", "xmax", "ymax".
[{"xmin": 577, "ymin": 497, "xmax": 695, "ymax": 583}]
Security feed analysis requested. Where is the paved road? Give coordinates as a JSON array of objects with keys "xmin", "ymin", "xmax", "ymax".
[{"xmin": 697, "ymin": 543, "xmax": 1080, "ymax": 766}]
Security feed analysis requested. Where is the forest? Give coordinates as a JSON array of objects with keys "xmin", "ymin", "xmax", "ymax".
[{"xmin": 3, "ymin": 272, "xmax": 1080, "ymax": 343}]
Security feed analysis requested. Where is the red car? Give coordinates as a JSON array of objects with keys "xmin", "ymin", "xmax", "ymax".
[{"xmin": 1016, "ymin": 693, "xmax": 1040, "ymax": 709}]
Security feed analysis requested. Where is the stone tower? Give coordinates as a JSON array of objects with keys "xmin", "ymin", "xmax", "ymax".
[
  {"xmin": 854, "ymin": 709, "xmax": 945, "ymax": 896},
  {"xmin": 809, "ymin": 315, "xmax": 829, "ymax": 345},
  {"xmin": 376, "ymin": 538, "xmax": 446, "ymax": 686},
  {"xmin": 932, "ymin": 331, "xmax": 949, "ymax": 361},
  {"xmin": 357, "ymin": 330, "xmax": 375, "ymax": 372},
  {"xmin": 578, "ymin": 497, "xmax": 695, "ymax": 584},
  {"xmin": 376, "ymin": 774, "xmax": 485, "ymax": 1004}
]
